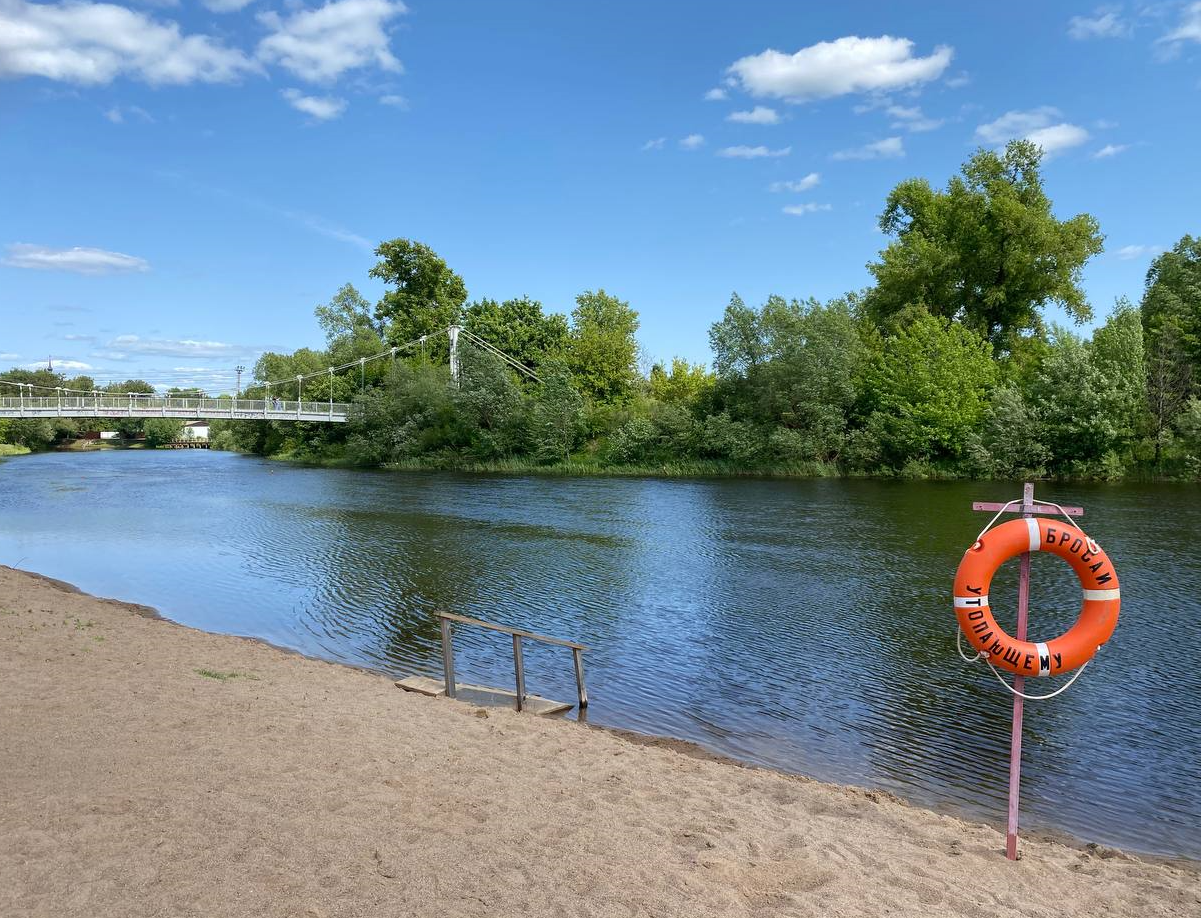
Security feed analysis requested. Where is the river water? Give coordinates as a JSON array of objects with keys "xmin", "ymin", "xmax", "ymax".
[{"xmin": 1, "ymin": 449, "xmax": 1197, "ymax": 858}]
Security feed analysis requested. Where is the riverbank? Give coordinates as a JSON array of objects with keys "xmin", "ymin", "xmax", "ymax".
[{"xmin": 2, "ymin": 565, "xmax": 1196, "ymax": 917}]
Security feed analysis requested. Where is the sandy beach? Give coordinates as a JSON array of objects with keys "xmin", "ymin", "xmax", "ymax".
[{"xmin": 1, "ymin": 564, "xmax": 1196, "ymax": 917}]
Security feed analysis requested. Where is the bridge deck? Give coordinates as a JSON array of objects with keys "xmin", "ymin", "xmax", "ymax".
[{"xmin": 0, "ymin": 397, "xmax": 350, "ymax": 423}]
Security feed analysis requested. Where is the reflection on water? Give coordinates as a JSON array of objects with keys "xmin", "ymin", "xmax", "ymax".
[{"xmin": 1, "ymin": 450, "xmax": 1198, "ymax": 858}]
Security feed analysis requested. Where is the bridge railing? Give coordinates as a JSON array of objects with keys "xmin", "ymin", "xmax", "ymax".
[{"xmin": 0, "ymin": 396, "xmax": 352, "ymax": 420}]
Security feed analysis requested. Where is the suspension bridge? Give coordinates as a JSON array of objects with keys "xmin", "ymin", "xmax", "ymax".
[{"xmin": 0, "ymin": 326, "xmax": 534, "ymax": 424}]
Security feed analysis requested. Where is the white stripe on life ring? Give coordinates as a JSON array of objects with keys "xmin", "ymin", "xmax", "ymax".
[
  {"xmin": 1026, "ymin": 517, "xmax": 1041, "ymax": 552},
  {"xmin": 954, "ymin": 595, "xmax": 989, "ymax": 608},
  {"xmin": 1036, "ymin": 641, "xmax": 1050, "ymax": 675},
  {"xmin": 1083, "ymin": 588, "xmax": 1121, "ymax": 601}
]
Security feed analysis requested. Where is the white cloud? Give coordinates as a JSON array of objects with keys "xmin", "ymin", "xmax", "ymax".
[
  {"xmin": 727, "ymin": 36, "xmax": 953, "ymax": 102},
  {"xmin": 378, "ymin": 93, "xmax": 407, "ymax": 108},
  {"xmin": 726, "ymin": 105, "xmax": 780, "ymax": 125},
  {"xmin": 769, "ymin": 172, "xmax": 820, "ymax": 192},
  {"xmin": 106, "ymin": 335, "xmax": 253, "ymax": 358},
  {"xmin": 945, "ymin": 71, "xmax": 970, "ymax": 88},
  {"xmin": 831, "ymin": 136, "xmax": 903, "ymax": 160},
  {"xmin": 1160, "ymin": 2, "xmax": 1201, "ymax": 44},
  {"xmin": 3, "ymin": 243, "xmax": 149, "ymax": 275},
  {"xmin": 203, "ymin": 0, "xmax": 254, "ymax": 11},
  {"xmin": 104, "ymin": 103, "xmax": 153, "ymax": 124},
  {"xmin": 23, "ymin": 358, "xmax": 92, "ymax": 370},
  {"xmin": 886, "ymin": 104, "xmax": 943, "ymax": 132},
  {"xmin": 782, "ymin": 202, "xmax": 832, "ymax": 216},
  {"xmin": 679, "ymin": 133, "xmax": 705, "ymax": 149},
  {"xmin": 1093, "ymin": 143, "xmax": 1129, "ymax": 158},
  {"xmin": 716, "ymin": 145, "xmax": 790, "ymax": 159},
  {"xmin": 1068, "ymin": 9, "xmax": 1131, "ymax": 40},
  {"xmin": 1115, "ymin": 244, "xmax": 1164, "ymax": 260},
  {"xmin": 281, "ymin": 88, "xmax": 346, "ymax": 120},
  {"xmin": 641, "ymin": 137, "xmax": 665, "ymax": 151},
  {"xmin": 257, "ymin": 0, "xmax": 405, "ymax": 83},
  {"xmin": 703, "ymin": 87, "xmax": 727, "ymax": 101},
  {"xmin": 0, "ymin": 352, "xmax": 21, "ymax": 360},
  {"xmin": 974, "ymin": 107, "xmax": 1089, "ymax": 157},
  {"xmin": 0, "ymin": 0, "xmax": 258, "ymax": 85}
]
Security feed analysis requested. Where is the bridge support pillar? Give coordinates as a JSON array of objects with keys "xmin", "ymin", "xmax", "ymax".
[{"xmin": 448, "ymin": 325, "xmax": 461, "ymax": 387}]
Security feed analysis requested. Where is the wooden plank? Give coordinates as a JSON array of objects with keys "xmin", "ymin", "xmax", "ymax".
[
  {"xmin": 972, "ymin": 500, "xmax": 1083, "ymax": 516},
  {"xmin": 436, "ymin": 612, "xmax": 590, "ymax": 651},
  {"xmin": 395, "ymin": 677, "xmax": 572, "ymax": 716}
]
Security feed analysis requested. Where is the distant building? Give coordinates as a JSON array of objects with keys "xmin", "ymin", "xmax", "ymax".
[{"xmin": 181, "ymin": 421, "xmax": 210, "ymax": 440}]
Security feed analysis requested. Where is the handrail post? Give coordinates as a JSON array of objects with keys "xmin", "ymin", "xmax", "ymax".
[
  {"xmin": 512, "ymin": 634, "xmax": 525, "ymax": 712},
  {"xmin": 440, "ymin": 616, "xmax": 457, "ymax": 698},
  {"xmin": 572, "ymin": 647, "xmax": 588, "ymax": 708}
]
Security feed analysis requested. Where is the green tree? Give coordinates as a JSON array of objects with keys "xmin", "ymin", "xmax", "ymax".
[
  {"xmin": 1145, "ymin": 315, "xmax": 1193, "ymax": 464},
  {"xmin": 648, "ymin": 357, "xmax": 714, "ymax": 407},
  {"xmin": 567, "ymin": 289, "xmax": 640, "ymax": 404},
  {"xmin": 462, "ymin": 296, "xmax": 569, "ymax": 374},
  {"xmin": 1141, "ymin": 235, "xmax": 1201, "ymax": 379},
  {"xmin": 454, "ymin": 347, "xmax": 527, "ymax": 458},
  {"xmin": 370, "ymin": 239, "xmax": 468, "ymax": 346},
  {"xmin": 708, "ymin": 292, "xmax": 765, "ymax": 378},
  {"xmin": 528, "ymin": 361, "xmax": 584, "ymax": 462},
  {"xmin": 866, "ymin": 140, "xmax": 1104, "ymax": 352},
  {"xmin": 317, "ymin": 283, "xmax": 385, "ymax": 367},
  {"xmin": 860, "ymin": 309, "xmax": 997, "ymax": 466},
  {"xmin": 1090, "ymin": 299, "xmax": 1146, "ymax": 456},
  {"xmin": 143, "ymin": 417, "xmax": 185, "ymax": 447}
]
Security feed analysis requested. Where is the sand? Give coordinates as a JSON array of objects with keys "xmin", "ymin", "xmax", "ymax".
[{"xmin": 1, "ymin": 565, "xmax": 1196, "ymax": 918}]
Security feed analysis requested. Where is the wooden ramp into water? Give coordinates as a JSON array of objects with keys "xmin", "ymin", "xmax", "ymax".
[
  {"xmin": 396, "ymin": 612, "xmax": 590, "ymax": 716},
  {"xmin": 396, "ymin": 676, "xmax": 574, "ymax": 716}
]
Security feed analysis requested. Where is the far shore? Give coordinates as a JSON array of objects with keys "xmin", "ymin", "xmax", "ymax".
[{"xmin": 2, "ymin": 564, "xmax": 1197, "ymax": 917}]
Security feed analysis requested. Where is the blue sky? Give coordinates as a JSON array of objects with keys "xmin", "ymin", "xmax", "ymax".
[{"xmin": 1, "ymin": 0, "xmax": 1199, "ymax": 391}]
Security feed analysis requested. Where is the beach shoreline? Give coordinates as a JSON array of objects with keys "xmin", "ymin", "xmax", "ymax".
[{"xmin": 2, "ymin": 564, "xmax": 1197, "ymax": 917}]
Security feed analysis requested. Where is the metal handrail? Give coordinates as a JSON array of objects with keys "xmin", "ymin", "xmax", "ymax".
[{"xmin": 436, "ymin": 612, "xmax": 589, "ymax": 712}]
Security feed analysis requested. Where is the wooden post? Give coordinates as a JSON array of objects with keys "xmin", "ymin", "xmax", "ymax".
[
  {"xmin": 512, "ymin": 634, "xmax": 525, "ymax": 712},
  {"xmin": 440, "ymin": 617, "xmax": 456, "ymax": 699},
  {"xmin": 572, "ymin": 647, "xmax": 588, "ymax": 709}
]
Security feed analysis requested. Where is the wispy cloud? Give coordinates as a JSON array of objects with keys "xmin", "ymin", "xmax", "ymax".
[
  {"xmin": 3, "ymin": 244, "xmax": 150, "ymax": 275},
  {"xmin": 281, "ymin": 88, "xmax": 347, "ymax": 121},
  {"xmin": 641, "ymin": 137, "xmax": 666, "ymax": 151},
  {"xmin": 1159, "ymin": 2, "xmax": 1201, "ymax": 47},
  {"xmin": 717, "ymin": 145, "xmax": 791, "ymax": 159},
  {"xmin": 378, "ymin": 93, "xmax": 408, "ymax": 108},
  {"xmin": 1115, "ymin": 244, "xmax": 1164, "ymax": 260},
  {"xmin": 769, "ymin": 173, "xmax": 820, "ymax": 192},
  {"xmin": 1093, "ymin": 143, "xmax": 1129, "ymax": 158},
  {"xmin": 104, "ymin": 104, "xmax": 155, "ymax": 124},
  {"xmin": 727, "ymin": 36, "xmax": 953, "ymax": 102},
  {"xmin": 703, "ymin": 87, "xmax": 727, "ymax": 101},
  {"xmin": 1068, "ymin": 9, "xmax": 1131, "ymax": 40},
  {"xmin": 975, "ymin": 107, "xmax": 1089, "ymax": 157},
  {"xmin": 104, "ymin": 335, "xmax": 259, "ymax": 358},
  {"xmin": 22, "ymin": 358, "xmax": 92, "ymax": 370},
  {"xmin": 679, "ymin": 134, "xmax": 705, "ymax": 150},
  {"xmin": 782, "ymin": 203, "xmax": 832, "ymax": 216},
  {"xmin": 726, "ymin": 105, "xmax": 780, "ymax": 125},
  {"xmin": 831, "ymin": 136, "xmax": 903, "ymax": 160},
  {"xmin": 886, "ymin": 104, "xmax": 943, "ymax": 133}
]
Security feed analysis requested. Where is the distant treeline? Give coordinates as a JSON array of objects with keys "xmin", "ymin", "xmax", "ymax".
[{"xmin": 4, "ymin": 141, "xmax": 1200, "ymax": 480}]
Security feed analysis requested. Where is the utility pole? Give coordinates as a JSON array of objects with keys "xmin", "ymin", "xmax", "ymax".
[{"xmin": 234, "ymin": 364, "xmax": 246, "ymax": 398}]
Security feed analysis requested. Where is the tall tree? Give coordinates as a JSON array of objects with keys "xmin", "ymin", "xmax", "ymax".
[
  {"xmin": 567, "ymin": 289, "xmax": 640, "ymax": 404},
  {"xmin": 316, "ymin": 283, "xmax": 384, "ymax": 366},
  {"xmin": 370, "ymin": 239, "xmax": 468, "ymax": 346},
  {"xmin": 462, "ymin": 296, "xmax": 569, "ymax": 373},
  {"xmin": 866, "ymin": 140, "xmax": 1104, "ymax": 352},
  {"xmin": 1141, "ymin": 234, "xmax": 1201, "ymax": 377},
  {"xmin": 708, "ymin": 292, "xmax": 765, "ymax": 378}
]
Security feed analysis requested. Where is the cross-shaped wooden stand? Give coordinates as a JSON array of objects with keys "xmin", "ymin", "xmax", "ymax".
[{"xmin": 970, "ymin": 482, "xmax": 1084, "ymax": 860}]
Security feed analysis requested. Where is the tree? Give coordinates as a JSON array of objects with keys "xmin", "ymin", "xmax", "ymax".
[
  {"xmin": 860, "ymin": 309, "xmax": 997, "ymax": 465},
  {"xmin": 1090, "ymin": 299, "xmax": 1146, "ymax": 455},
  {"xmin": 370, "ymin": 239, "xmax": 468, "ymax": 346},
  {"xmin": 866, "ymin": 140, "xmax": 1104, "ymax": 352},
  {"xmin": 648, "ymin": 358, "xmax": 714, "ymax": 407},
  {"xmin": 462, "ymin": 296, "xmax": 569, "ymax": 373},
  {"xmin": 528, "ymin": 361, "xmax": 584, "ymax": 462},
  {"xmin": 567, "ymin": 289, "xmax": 640, "ymax": 404},
  {"xmin": 317, "ymin": 283, "xmax": 385, "ymax": 367},
  {"xmin": 454, "ymin": 347, "xmax": 526, "ymax": 458},
  {"xmin": 708, "ymin": 293, "xmax": 765, "ymax": 378},
  {"xmin": 1146, "ymin": 315, "xmax": 1193, "ymax": 464},
  {"xmin": 1141, "ymin": 234, "xmax": 1201, "ymax": 379},
  {"xmin": 142, "ymin": 418, "xmax": 185, "ymax": 446}
]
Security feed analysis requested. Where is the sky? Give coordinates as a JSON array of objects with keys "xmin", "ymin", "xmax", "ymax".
[{"xmin": 1, "ymin": 0, "xmax": 1199, "ymax": 392}]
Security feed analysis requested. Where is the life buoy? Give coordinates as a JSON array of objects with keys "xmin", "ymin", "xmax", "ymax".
[{"xmin": 953, "ymin": 518, "xmax": 1120, "ymax": 677}]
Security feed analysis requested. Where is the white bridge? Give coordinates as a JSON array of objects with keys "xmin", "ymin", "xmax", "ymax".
[{"xmin": 0, "ymin": 395, "xmax": 351, "ymax": 423}]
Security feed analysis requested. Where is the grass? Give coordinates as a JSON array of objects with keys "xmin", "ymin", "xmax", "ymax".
[
  {"xmin": 196, "ymin": 668, "xmax": 260, "ymax": 681},
  {"xmin": 0, "ymin": 444, "xmax": 31, "ymax": 458}
]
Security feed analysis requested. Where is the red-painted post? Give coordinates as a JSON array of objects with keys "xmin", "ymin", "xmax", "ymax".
[{"xmin": 970, "ymin": 483, "xmax": 1084, "ymax": 861}]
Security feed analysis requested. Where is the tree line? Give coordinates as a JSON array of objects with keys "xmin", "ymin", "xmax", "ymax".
[{"xmin": 4, "ymin": 140, "xmax": 1200, "ymax": 479}]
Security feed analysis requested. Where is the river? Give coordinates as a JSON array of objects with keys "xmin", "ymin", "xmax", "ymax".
[{"xmin": 1, "ymin": 449, "xmax": 1197, "ymax": 858}]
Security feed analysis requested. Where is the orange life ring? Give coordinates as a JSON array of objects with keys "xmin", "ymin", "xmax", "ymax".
[{"xmin": 953, "ymin": 518, "xmax": 1120, "ymax": 677}]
